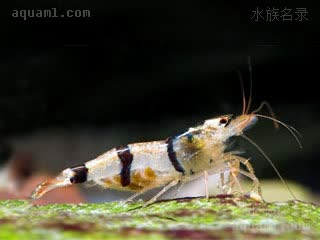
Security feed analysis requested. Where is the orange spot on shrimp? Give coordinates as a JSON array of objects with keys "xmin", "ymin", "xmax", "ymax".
[
  {"xmin": 144, "ymin": 167, "xmax": 156, "ymax": 179},
  {"xmin": 113, "ymin": 175, "xmax": 121, "ymax": 184},
  {"xmin": 103, "ymin": 178, "xmax": 113, "ymax": 187},
  {"xmin": 127, "ymin": 168, "xmax": 157, "ymax": 191},
  {"xmin": 127, "ymin": 183, "xmax": 143, "ymax": 191}
]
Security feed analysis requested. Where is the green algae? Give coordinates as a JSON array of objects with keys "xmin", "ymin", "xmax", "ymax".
[{"xmin": 0, "ymin": 196, "xmax": 319, "ymax": 239}]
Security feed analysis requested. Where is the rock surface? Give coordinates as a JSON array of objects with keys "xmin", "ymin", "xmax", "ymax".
[{"xmin": 0, "ymin": 195, "xmax": 319, "ymax": 239}]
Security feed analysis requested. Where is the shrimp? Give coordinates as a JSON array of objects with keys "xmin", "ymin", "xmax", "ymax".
[
  {"xmin": 30, "ymin": 112, "xmax": 275, "ymax": 205},
  {"xmin": 31, "ymin": 60, "xmax": 301, "ymax": 205}
]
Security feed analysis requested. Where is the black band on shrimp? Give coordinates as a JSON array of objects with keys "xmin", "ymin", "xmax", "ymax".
[
  {"xmin": 116, "ymin": 145, "xmax": 134, "ymax": 187},
  {"xmin": 166, "ymin": 136, "xmax": 185, "ymax": 174},
  {"xmin": 70, "ymin": 164, "xmax": 88, "ymax": 184}
]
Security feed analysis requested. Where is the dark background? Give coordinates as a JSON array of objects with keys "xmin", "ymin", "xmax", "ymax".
[{"xmin": 0, "ymin": 1, "xmax": 319, "ymax": 195}]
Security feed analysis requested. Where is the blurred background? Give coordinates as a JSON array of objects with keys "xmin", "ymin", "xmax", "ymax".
[{"xmin": 0, "ymin": 1, "xmax": 319, "ymax": 204}]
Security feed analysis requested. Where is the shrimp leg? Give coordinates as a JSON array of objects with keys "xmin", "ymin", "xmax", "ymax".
[
  {"xmin": 224, "ymin": 155, "xmax": 262, "ymax": 200},
  {"xmin": 143, "ymin": 179, "xmax": 180, "ymax": 207}
]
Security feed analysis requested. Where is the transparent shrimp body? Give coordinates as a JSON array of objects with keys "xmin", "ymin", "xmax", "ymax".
[{"xmin": 31, "ymin": 113, "xmax": 262, "ymax": 205}]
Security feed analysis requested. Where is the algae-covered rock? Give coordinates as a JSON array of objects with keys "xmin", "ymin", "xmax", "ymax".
[{"xmin": 0, "ymin": 195, "xmax": 319, "ymax": 239}]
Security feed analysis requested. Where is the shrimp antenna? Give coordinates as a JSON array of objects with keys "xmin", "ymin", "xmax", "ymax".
[
  {"xmin": 254, "ymin": 114, "xmax": 302, "ymax": 148},
  {"xmin": 238, "ymin": 70, "xmax": 247, "ymax": 115},
  {"xmin": 241, "ymin": 134, "xmax": 298, "ymax": 200},
  {"xmin": 252, "ymin": 101, "xmax": 279, "ymax": 129},
  {"xmin": 245, "ymin": 56, "xmax": 253, "ymax": 114}
]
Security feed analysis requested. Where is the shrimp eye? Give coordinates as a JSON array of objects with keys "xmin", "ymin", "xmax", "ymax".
[{"xmin": 219, "ymin": 118, "xmax": 228, "ymax": 125}]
